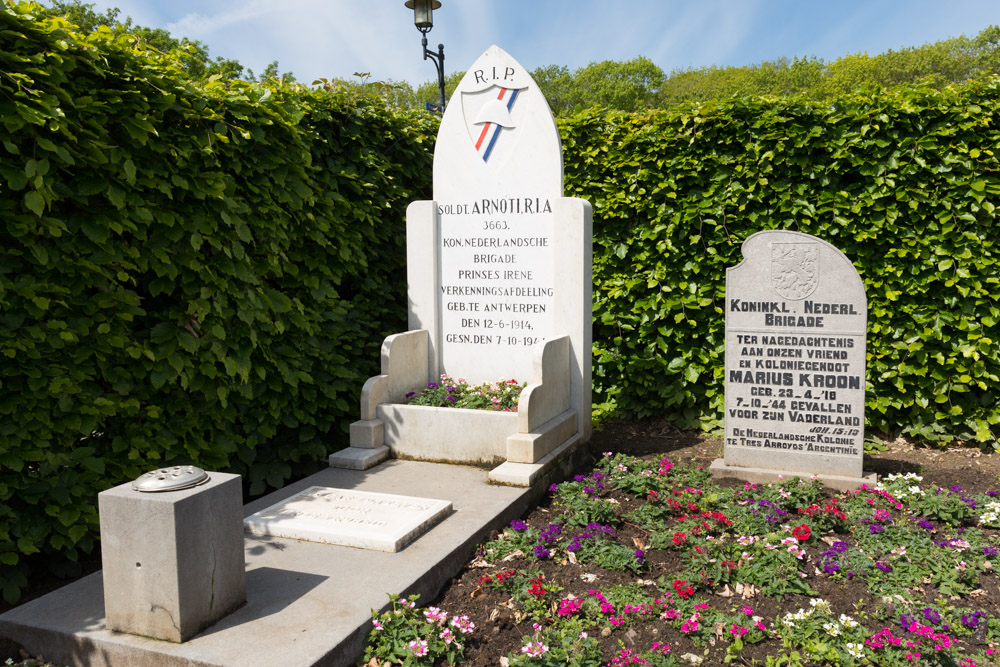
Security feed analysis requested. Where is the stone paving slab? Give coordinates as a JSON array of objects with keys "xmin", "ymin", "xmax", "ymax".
[{"xmin": 0, "ymin": 459, "xmax": 573, "ymax": 667}]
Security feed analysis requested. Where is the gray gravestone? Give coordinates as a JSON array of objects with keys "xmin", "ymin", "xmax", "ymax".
[{"xmin": 710, "ymin": 230, "xmax": 876, "ymax": 490}]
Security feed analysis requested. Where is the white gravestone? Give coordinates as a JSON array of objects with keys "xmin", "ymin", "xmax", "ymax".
[
  {"xmin": 710, "ymin": 230, "xmax": 876, "ymax": 490},
  {"xmin": 332, "ymin": 46, "xmax": 592, "ymax": 484},
  {"xmin": 429, "ymin": 48, "xmax": 562, "ymax": 383},
  {"xmin": 244, "ymin": 487, "xmax": 452, "ymax": 552}
]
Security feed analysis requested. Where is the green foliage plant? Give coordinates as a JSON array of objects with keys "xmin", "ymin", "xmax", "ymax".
[
  {"xmin": 506, "ymin": 617, "xmax": 603, "ymax": 666},
  {"xmin": 364, "ymin": 593, "xmax": 472, "ymax": 666}
]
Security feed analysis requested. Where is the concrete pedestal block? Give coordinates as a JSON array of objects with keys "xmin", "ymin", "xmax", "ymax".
[
  {"xmin": 98, "ymin": 472, "xmax": 246, "ymax": 642},
  {"xmin": 349, "ymin": 419, "xmax": 384, "ymax": 448}
]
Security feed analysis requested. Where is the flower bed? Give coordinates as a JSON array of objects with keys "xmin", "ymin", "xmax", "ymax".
[
  {"xmin": 364, "ymin": 452, "xmax": 1000, "ymax": 665},
  {"xmin": 406, "ymin": 375, "xmax": 526, "ymax": 412}
]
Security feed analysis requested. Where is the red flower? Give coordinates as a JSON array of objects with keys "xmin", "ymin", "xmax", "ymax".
[
  {"xmin": 792, "ymin": 524, "xmax": 811, "ymax": 542},
  {"xmin": 673, "ymin": 579, "xmax": 695, "ymax": 599},
  {"xmin": 672, "ymin": 531, "xmax": 687, "ymax": 546}
]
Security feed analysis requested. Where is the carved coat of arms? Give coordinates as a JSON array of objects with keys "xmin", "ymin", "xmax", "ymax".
[{"xmin": 771, "ymin": 244, "xmax": 819, "ymax": 300}]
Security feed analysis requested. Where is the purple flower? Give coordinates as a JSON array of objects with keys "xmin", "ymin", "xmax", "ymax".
[
  {"xmin": 426, "ymin": 382, "xmax": 438, "ymax": 389},
  {"xmin": 983, "ymin": 546, "xmax": 998, "ymax": 557},
  {"xmin": 533, "ymin": 544, "xmax": 550, "ymax": 560},
  {"xmin": 446, "ymin": 395, "xmax": 457, "ymax": 402},
  {"xmin": 875, "ymin": 561, "xmax": 892, "ymax": 572},
  {"xmin": 961, "ymin": 611, "xmax": 986, "ymax": 630},
  {"xmin": 566, "ymin": 541, "xmax": 581, "ymax": 552},
  {"xmin": 869, "ymin": 523, "xmax": 885, "ymax": 534},
  {"xmin": 987, "ymin": 490, "xmax": 999, "ymax": 496},
  {"xmin": 922, "ymin": 607, "xmax": 941, "ymax": 625},
  {"xmin": 445, "ymin": 385, "xmax": 456, "ymax": 392},
  {"xmin": 591, "ymin": 472, "xmax": 605, "ymax": 480},
  {"xmin": 915, "ymin": 519, "xmax": 936, "ymax": 531},
  {"xmin": 405, "ymin": 391, "xmax": 416, "ymax": 399},
  {"xmin": 830, "ymin": 541, "xmax": 849, "ymax": 553},
  {"xmin": 548, "ymin": 483, "xmax": 558, "ymax": 492},
  {"xmin": 822, "ymin": 560, "xmax": 841, "ymax": 574},
  {"xmin": 634, "ymin": 550, "xmax": 645, "ymax": 564},
  {"xmin": 574, "ymin": 475, "xmax": 586, "ymax": 482},
  {"xmin": 509, "ymin": 520, "xmax": 528, "ymax": 531},
  {"xmin": 539, "ymin": 524, "xmax": 562, "ymax": 543}
]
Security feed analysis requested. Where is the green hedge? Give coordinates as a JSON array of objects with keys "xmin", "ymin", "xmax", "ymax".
[
  {"xmin": 0, "ymin": 3, "xmax": 434, "ymax": 602},
  {"xmin": 562, "ymin": 83, "xmax": 999, "ymax": 446}
]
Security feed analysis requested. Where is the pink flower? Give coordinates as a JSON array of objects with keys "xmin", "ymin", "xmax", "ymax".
[
  {"xmin": 450, "ymin": 615, "xmax": 475, "ymax": 634},
  {"xmin": 423, "ymin": 606, "xmax": 446, "ymax": 623},
  {"xmin": 730, "ymin": 624, "xmax": 749, "ymax": 638},
  {"xmin": 408, "ymin": 639, "xmax": 428, "ymax": 657},
  {"xmin": 521, "ymin": 641, "xmax": 549, "ymax": 657}
]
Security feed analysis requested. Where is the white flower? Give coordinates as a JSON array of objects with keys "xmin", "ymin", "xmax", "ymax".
[
  {"xmin": 839, "ymin": 614, "xmax": 859, "ymax": 628},
  {"xmin": 823, "ymin": 622, "xmax": 841, "ymax": 636},
  {"xmin": 846, "ymin": 642, "xmax": 865, "ymax": 659}
]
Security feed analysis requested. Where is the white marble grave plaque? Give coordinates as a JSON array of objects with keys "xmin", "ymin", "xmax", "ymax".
[
  {"xmin": 243, "ymin": 487, "xmax": 452, "ymax": 552},
  {"xmin": 430, "ymin": 45, "xmax": 563, "ymax": 384},
  {"xmin": 713, "ymin": 230, "xmax": 874, "ymax": 488}
]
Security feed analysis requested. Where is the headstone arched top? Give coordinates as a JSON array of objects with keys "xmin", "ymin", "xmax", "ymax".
[{"xmin": 434, "ymin": 45, "xmax": 563, "ymax": 202}]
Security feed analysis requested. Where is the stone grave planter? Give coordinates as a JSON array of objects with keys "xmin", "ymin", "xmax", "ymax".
[{"xmin": 377, "ymin": 403, "xmax": 518, "ymax": 465}]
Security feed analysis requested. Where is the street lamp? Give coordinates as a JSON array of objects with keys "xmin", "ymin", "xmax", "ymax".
[{"xmin": 404, "ymin": 0, "xmax": 446, "ymax": 110}]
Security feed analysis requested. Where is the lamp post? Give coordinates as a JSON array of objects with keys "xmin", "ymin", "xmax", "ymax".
[{"xmin": 404, "ymin": 0, "xmax": 446, "ymax": 110}]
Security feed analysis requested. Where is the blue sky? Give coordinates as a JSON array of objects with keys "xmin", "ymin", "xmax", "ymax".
[{"xmin": 79, "ymin": 1, "xmax": 1000, "ymax": 89}]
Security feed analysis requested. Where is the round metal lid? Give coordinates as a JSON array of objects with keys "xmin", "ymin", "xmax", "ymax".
[{"xmin": 132, "ymin": 466, "xmax": 210, "ymax": 492}]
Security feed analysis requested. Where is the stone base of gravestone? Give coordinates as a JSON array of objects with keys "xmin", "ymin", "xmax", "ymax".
[
  {"xmin": 709, "ymin": 460, "xmax": 877, "ymax": 492},
  {"xmin": 98, "ymin": 473, "xmax": 246, "ymax": 642}
]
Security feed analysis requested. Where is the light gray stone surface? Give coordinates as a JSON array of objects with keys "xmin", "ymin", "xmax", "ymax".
[
  {"xmin": 378, "ymin": 403, "xmax": 517, "ymax": 464},
  {"xmin": 714, "ymin": 230, "xmax": 872, "ymax": 488},
  {"xmin": 709, "ymin": 460, "xmax": 877, "ymax": 492},
  {"xmin": 98, "ymin": 473, "xmax": 245, "ymax": 643},
  {"xmin": 506, "ymin": 410, "xmax": 577, "ymax": 464},
  {"xmin": 518, "ymin": 335, "xmax": 570, "ymax": 432},
  {"xmin": 243, "ymin": 487, "xmax": 452, "ymax": 552},
  {"xmin": 327, "ymin": 445, "xmax": 389, "ymax": 470},
  {"xmin": 1, "ymin": 460, "xmax": 591, "ymax": 667}
]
